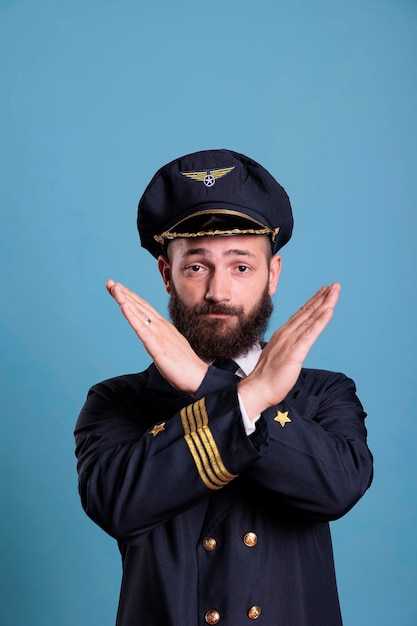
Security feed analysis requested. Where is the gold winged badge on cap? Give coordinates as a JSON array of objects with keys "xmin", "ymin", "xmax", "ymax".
[{"xmin": 181, "ymin": 166, "xmax": 235, "ymax": 188}]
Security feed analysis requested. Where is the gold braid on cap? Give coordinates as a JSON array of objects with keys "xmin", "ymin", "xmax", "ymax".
[
  {"xmin": 154, "ymin": 226, "xmax": 280, "ymax": 244},
  {"xmin": 153, "ymin": 209, "xmax": 280, "ymax": 245}
]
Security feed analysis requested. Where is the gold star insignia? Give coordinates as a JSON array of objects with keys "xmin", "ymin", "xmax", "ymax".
[
  {"xmin": 274, "ymin": 411, "xmax": 291, "ymax": 427},
  {"xmin": 150, "ymin": 422, "xmax": 166, "ymax": 437}
]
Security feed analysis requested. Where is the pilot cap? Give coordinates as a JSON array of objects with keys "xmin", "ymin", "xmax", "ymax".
[{"xmin": 137, "ymin": 149, "xmax": 293, "ymax": 258}]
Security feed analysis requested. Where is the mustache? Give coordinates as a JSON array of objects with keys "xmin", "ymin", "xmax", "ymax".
[{"xmin": 192, "ymin": 303, "xmax": 244, "ymax": 316}]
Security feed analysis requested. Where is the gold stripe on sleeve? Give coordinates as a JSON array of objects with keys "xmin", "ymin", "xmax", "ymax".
[
  {"xmin": 183, "ymin": 404, "xmax": 225, "ymax": 489},
  {"xmin": 180, "ymin": 399, "xmax": 238, "ymax": 490},
  {"xmin": 194, "ymin": 400, "xmax": 237, "ymax": 482}
]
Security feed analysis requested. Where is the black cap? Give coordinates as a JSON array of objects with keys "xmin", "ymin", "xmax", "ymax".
[{"xmin": 137, "ymin": 149, "xmax": 293, "ymax": 258}]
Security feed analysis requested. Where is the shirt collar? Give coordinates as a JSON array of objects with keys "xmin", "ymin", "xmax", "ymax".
[{"xmin": 232, "ymin": 342, "xmax": 263, "ymax": 377}]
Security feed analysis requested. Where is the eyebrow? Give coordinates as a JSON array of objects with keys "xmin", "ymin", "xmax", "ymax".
[{"xmin": 182, "ymin": 247, "xmax": 258, "ymax": 259}]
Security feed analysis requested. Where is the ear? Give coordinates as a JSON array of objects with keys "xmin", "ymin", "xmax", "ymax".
[
  {"xmin": 157, "ymin": 255, "xmax": 172, "ymax": 294},
  {"xmin": 268, "ymin": 254, "xmax": 282, "ymax": 296}
]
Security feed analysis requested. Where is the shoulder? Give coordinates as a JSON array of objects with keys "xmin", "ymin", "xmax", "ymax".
[
  {"xmin": 297, "ymin": 367, "xmax": 360, "ymax": 399},
  {"xmin": 300, "ymin": 367, "xmax": 352, "ymax": 385},
  {"xmin": 85, "ymin": 365, "xmax": 155, "ymax": 406},
  {"xmin": 76, "ymin": 365, "xmax": 156, "ymax": 430},
  {"xmin": 90, "ymin": 369, "xmax": 151, "ymax": 392}
]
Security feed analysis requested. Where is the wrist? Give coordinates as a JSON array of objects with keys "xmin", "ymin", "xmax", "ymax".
[
  {"xmin": 185, "ymin": 361, "xmax": 209, "ymax": 395},
  {"xmin": 238, "ymin": 378, "xmax": 270, "ymax": 419}
]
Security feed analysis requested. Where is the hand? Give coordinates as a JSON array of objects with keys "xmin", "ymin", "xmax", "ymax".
[
  {"xmin": 238, "ymin": 283, "xmax": 341, "ymax": 418},
  {"xmin": 106, "ymin": 280, "xmax": 208, "ymax": 394}
]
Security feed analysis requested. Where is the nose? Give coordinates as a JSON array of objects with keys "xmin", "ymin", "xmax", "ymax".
[{"xmin": 205, "ymin": 269, "xmax": 231, "ymax": 303}]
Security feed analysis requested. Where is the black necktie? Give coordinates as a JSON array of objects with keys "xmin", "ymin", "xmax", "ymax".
[{"xmin": 212, "ymin": 359, "xmax": 239, "ymax": 374}]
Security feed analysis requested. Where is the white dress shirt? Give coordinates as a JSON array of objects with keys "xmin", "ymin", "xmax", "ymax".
[{"xmin": 231, "ymin": 343, "xmax": 263, "ymax": 436}]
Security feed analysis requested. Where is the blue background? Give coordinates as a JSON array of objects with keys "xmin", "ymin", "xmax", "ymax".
[{"xmin": 1, "ymin": 0, "xmax": 416, "ymax": 624}]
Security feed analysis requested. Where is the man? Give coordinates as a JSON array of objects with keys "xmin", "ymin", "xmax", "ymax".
[{"xmin": 75, "ymin": 149, "xmax": 373, "ymax": 625}]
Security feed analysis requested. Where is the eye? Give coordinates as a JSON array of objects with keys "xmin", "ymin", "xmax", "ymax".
[
  {"xmin": 237, "ymin": 265, "xmax": 250, "ymax": 273},
  {"xmin": 187, "ymin": 264, "xmax": 203, "ymax": 272}
]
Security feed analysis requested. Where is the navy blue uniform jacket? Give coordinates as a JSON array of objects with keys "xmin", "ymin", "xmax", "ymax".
[{"xmin": 75, "ymin": 362, "xmax": 373, "ymax": 625}]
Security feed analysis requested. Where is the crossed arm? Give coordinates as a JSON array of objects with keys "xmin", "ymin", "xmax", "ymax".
[
  {"xmin": 76, "ymin": 280, "xmax": 373, "ymax": 538},
  {"xmin": 106, "ymin": 278, "xmax": 341, "ymax": 416}
]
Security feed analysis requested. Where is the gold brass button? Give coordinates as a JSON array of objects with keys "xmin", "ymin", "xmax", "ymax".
[
  {"xmin": 243, "ymin": 532, "xmax": 258, "ymax": 547},
  {"xmin": 248, "ymin": 605, "xmax": 262, "ymax": 620},
  {"xmin": 205, "ymin": 609, "xmax": 220, "ymax": 624},
  {"xmin": 202, "ymin": 537, "xmax": 217, "ymax": 551}
]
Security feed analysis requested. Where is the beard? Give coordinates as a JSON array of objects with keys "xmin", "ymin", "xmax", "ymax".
[{"xmin": 168, "ymin": 282, "xmax": 273, "ymax": 362}]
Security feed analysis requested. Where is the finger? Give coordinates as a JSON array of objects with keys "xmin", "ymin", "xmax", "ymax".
[
  {"xmin": 324, "ymin": 282, "xmax": 341, "ymax": 307},
  {"xmin": 292, "ymin": 283, "xmax": 340, "ymax": 335},
  {"xmin": 266, "ymin": 283, "xmax": 340, "ymax": 354},
  {"xmin": 297, "ymin": 303, "xmax": 335, "ymax": 346},
  {"xmin": 283, "ymin": 283, "xmax": 339, "ymax": 332},
  {"xmin": 106, "ymin": 278, "xmax": 116, "ymax": 295},
  {"xmin": 117, "ymin": 284, "xmax": 160, "ymax": 318},
  {"xmin": 299, "ymin": 282, "xmax": 340, "ymax": 322},
  {"xmin": 292, "ymin": 283, "xmax": 340, "ymax": 345},
  {"xmin": 287, "ymin": 286, "xmax": 329, "ymax": 323},
  {"xmin": 119, "ymin": 301, "xmax": 153, "ymax": 337},
  {"xmin": 304, "ymin": 282, "xmax": 340, "ymax": 312},
  {"xmin": 106, "ymin": 281, "xmax": 160, "ymax": 321}
]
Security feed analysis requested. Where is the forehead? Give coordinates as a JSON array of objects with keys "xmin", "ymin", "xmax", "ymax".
[{"xmin": 167, "ymin": 235, "xmax": 271, "ymax": 259}]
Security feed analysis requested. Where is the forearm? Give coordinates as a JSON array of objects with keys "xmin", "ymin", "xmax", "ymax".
[
  {"xmin": 75, "ymin": 365, "xmax": 372, "ymax": 544},
  {"xmin": 75, "ymin": 374, "xmax": 264, "ymax": 544},
  {"xmin": 243, "ymin": 370, "xmax": 373, "ymax": 520}
]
